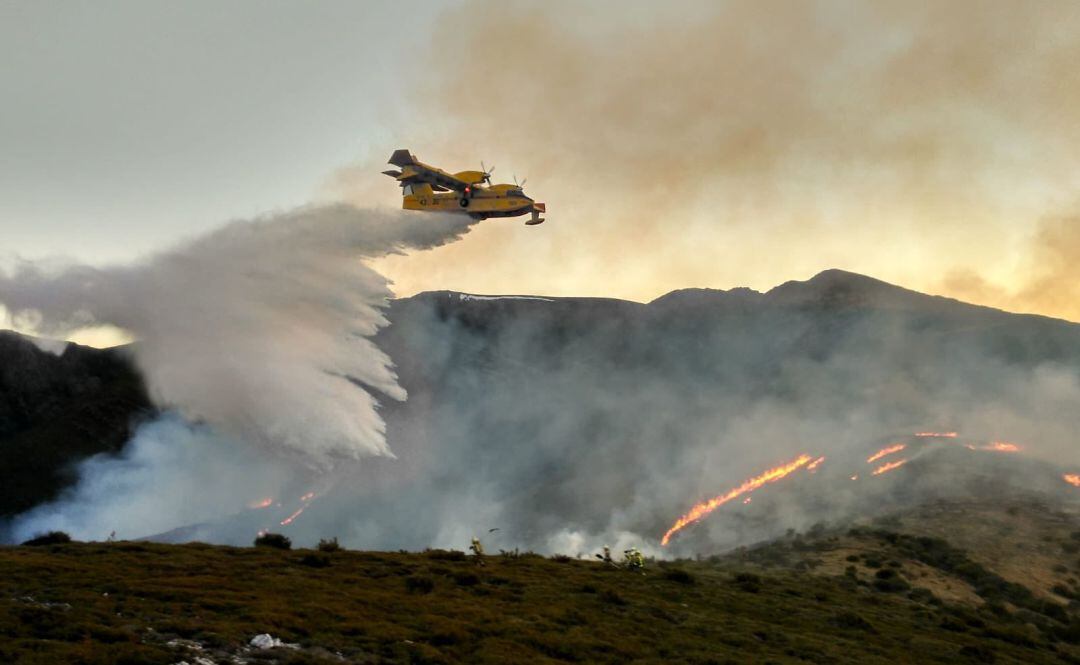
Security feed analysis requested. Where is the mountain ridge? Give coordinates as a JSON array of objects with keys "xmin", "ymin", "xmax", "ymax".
[{"xmin": 408, "ymin": 268, "xmax": 1078, "ymax": 329}]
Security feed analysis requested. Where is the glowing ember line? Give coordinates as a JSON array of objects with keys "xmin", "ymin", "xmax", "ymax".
[
  {"xmin": 278, "ymin": 490, "xmax": 318, "ymax": 527},
  {"xmin": 1064, "ymin": 474, "xmax": 1080, "ymax": 488},
  {"xmin": 807, "ymin": 456, "xmax": 826, "ymax": 472},
  {"xmin": 248, "ymin": 497, "xmax": 273, "ymax": 509},
  {"xmin": 872, "ymin": 459, "xmax": 908, "ymax": 476},
  {"xmin": 867, "ymin": 444, "xmax": 906, "ymax": 464},
  {"xmin": 965, "ymin": 441, "xmax": 1022, "ymax": 453},
  {"xmin": 661, "ymin": 454, "xmax": 813, "ymax": 546},
  {"xmin": 915, "ymin": 431, "xmax": 958, "ymax": 438},
  {"xmin": 280, "ymin": 507, "xmax": 305, "ymax": 526}
]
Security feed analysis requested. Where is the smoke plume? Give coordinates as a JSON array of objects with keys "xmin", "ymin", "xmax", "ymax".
[
  {"xmin": 1, "ymin": 205, "xmax": 476, "ymax": 540},
  {"xmin": 359, "ymin": 0, "xmax": 1080, "ymax": 322},
  {"xmin": 944, "ymin": 210, "xmax": 1080, "ymax": 322},
  {"xmin": 0, "ymin": 205, "xmax": 474, "ymax": 463}
]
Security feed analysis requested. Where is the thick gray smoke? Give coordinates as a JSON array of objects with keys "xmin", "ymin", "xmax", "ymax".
[
  {"xmin": 371, "ymin": 289, "xmax": 1080, "ymax": 559},
  {"xmin": 65, "ymin": 276, "xmax": 1076, "ymax": 559},
  {"xmin": 1, "ymin": 205, "xmax": 477, "ymax": 541},
  {"xmin": 0, "ymin": 205, "xmax": 475, "ymax": 461},
  {"xmin": 5, "ymin": 211, "xmax": 1080, "ymax": 555}
]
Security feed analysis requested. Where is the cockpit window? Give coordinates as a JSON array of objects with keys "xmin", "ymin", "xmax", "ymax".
[
  {"xmin": 508, "ymin": 188, "xmax": 524, "ymax": 197},
  {"xmin": 402, "ymin": 184, "xmax": 414, "ymax": 196}
]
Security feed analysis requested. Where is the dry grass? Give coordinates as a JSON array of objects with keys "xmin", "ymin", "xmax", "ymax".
[{"xmin": 2, "ymin": 528, "xmax": 1079, "ymax": 664}]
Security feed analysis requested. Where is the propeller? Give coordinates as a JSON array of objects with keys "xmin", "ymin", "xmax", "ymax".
[
  {"xmin": 480, "ymin": 161, "xmax": 494, "ymax": 185},
  {"xmin": 513, "ymin": 174, "xmax": 527, "ymax": 188}
]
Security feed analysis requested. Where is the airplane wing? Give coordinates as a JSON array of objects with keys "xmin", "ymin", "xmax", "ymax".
[{"xmin": 385, "ymin": 149, "xmax": 470, "ymax": 193}]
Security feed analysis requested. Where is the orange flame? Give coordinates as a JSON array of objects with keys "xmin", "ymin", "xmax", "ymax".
[
  {"xmin": 661, "ymin": 454, "xmax": 813, "ymax": 546},
  {"xmin": 279, "ymin": 490, "xmax": 317, "ymax": 527},
  {"xmin": 915, "ymin": 431, "xmax": 958, "ymax": 438},
  {"xmin": 248, "ymin": 497, "xmax": 273, "ymax": 509},
  {"xmin": 867, "ymin": 444, "xmax": 906, "ymax": 464},
  {"xmin": 966, "ymin": 441, "xmax": 1022, "ymax": 453},
  {"xmin": 807, "ymin": 456, "xmax": 826, "ymax": 472},
  {"xmin": 1064, "ymin": 474, "xmax": 1080, "ymax": 488},
  {"xmin": 872, "ymin": 459, "xmax": 908, "ymax": 476},
  {"xmin": 850, "ymin": 474, "xmax": 859, "ymax": 481},
  {"xmin": 280, "ymin": 507, "xmax": 305, "ymax": 526},
  {"xmin": 743, "ymin": 497, "xmax": 752, "ymax": 504}
]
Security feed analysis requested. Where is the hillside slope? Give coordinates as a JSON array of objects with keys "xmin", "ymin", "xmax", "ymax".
[
  {"xmin": 4, "ymin": 498, "xmax": 1080, "ymax": 664},
  {"xmin": 0, "ymin": 332, "xmax": 150, "ymax": 519},
  {"xmin": 6, "ymin": 269, "xmax": 1080, "ymax": 551}
]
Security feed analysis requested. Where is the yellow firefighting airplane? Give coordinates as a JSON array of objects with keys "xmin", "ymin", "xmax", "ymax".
[{"xmin": 383, "ymin": 149, "xmax": 546, "ymax": 225}]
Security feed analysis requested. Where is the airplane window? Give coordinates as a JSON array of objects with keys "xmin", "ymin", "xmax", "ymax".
[{"xmin": 403, "ymin": 185, "xmax": 414, "ymax": 195}]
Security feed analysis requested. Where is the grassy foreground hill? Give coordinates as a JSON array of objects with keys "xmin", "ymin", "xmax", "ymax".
[{"xmin": 4, "ymin": 500, "xmax": 1080, "ymax": 664}]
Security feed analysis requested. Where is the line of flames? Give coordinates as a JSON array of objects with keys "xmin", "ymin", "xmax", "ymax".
[
  {"xmin": 661, "ymin": 432, "xmax": 1036, "ymax": 543},
  {"xmin": 280, "ymin": 491, "xmax": 318, "ymax": 526},
  {"xmin": 661, "ymin": 454, "xmax": 813, "ymax": 546},
  {"xmin": 871, "ymin": 458, "xmax": 908, "ymax": 476},
  {"xmin": 867, "ymin": 443, "xmax": 906, "ymax": 464},
  {"xmin": 967, "ymin": 441, "xmax": 1022, "ymax": 453}
]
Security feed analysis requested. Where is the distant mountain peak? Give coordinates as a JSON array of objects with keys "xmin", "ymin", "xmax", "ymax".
[
  {"xmin": 766, "ymin": 269, "xmax": 947, "ymax": 311},
  {"xmin": 648, "ymin": 287, "xmax": 764, "ymax": 308}
]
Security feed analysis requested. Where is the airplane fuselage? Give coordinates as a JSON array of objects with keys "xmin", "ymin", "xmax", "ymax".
[
  {"xmin": 386, "ymin": 149, "xmax": 545, "ymax": 224},
  {"xmin": 402, "ymin": 183, "xmax": 544, "ymax": 222}
]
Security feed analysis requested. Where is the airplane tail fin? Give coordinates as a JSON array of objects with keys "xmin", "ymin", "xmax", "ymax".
[{"xmin": 388, "ymin": 149, "xmax": 416, "ymax": 168}]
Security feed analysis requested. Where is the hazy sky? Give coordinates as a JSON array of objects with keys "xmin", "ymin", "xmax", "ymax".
[
  {"xmin": 4, "ymin": 0, "xmax": 1080, "ymax": 344},
  {"xmin": 0, "ymin": 0, "xmax": 454, "ymax": 258}
]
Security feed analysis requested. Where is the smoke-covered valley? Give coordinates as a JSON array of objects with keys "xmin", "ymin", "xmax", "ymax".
[{"xmin": 4, "ymin": 259, "xmax": 1080, "ymax": 557}]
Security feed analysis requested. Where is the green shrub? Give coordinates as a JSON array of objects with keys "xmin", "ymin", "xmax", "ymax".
[
  {"xmin": 405, "ymin": 575, "xmax": 435, "ymax": 594},
  {"xmin": 1052, "ymin": 584, "xmax": 1076, "ymax": 600},
  {"xmin": 663, "ymin": 568, "xmax": 695, "ymax": 585},
  {"xmin": 254, "ymin": 532, "xmax": 292, "ymax": 550},
  {"xmin": 872, "ymin": 570, "xmax": 911, "ymax": 593},
  {"xmin": 734, "ymin": 572, "xmax": 762, "ymax": 593},
  {"xmin": 908, "ymin": 587, "xmax": 939, "ymax": 605},
  {"xmin": 829, "ymin": 611, "xmax": 875, "ymax": 632},
  {"xmin": 317, "ymin": 537, "xmax": 342, "ymax": 553},
  {"xmin": 453, "ymin": 572, "xmax": 481, "ymax": 587},
  {"xmin": 299, "ymin": 553, "xmax": 330, "ymax": 568},
  {"xmin": 21, "ymin": 531, "xmax": 72, "ymax": 546},
  {"xmin": 959, "ymin": 644, "xmax": 996, "ymax": 662},
  {"xmin": 599, "ymin": 589, "xmax": 627, "ymax": 606},
  {"xmin": 424, "ymin": 548, "xmax": 467, "ymax": 561}
]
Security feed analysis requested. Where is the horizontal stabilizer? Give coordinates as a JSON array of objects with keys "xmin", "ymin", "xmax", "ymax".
[
  {"xmin": 388, "ymin": 149, "xmax": 416, "ymax": 167},
  {"xmin": 382, "ymin": 169, "xmax": 402, "ymax": 178}
]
